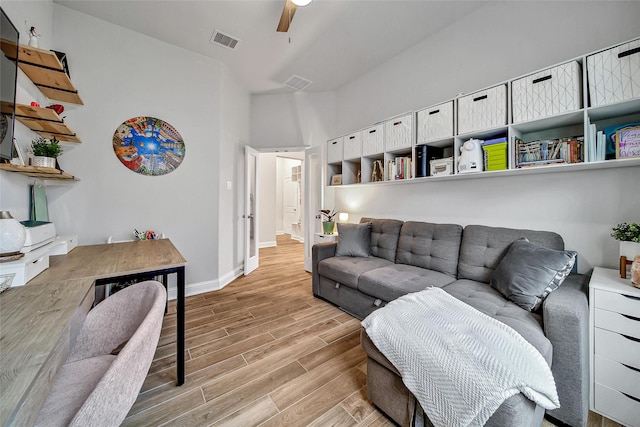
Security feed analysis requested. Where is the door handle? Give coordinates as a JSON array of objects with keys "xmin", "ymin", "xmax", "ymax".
[{"xmin": 243, "ymin": 214, "xmax": 254, "ymax": 219}]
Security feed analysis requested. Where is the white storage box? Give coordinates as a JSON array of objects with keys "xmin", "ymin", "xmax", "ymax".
[
  {"xmin": 343, "ymin": 131, "xmax": 362, "ymax": 160},
  {"xmin": 0, "ymin": 245, "xmax": 49, "ymax": 287},
  {"xmin": 362, "ymin": 124, "xmax": 384, "ymax": 156},
  {"xmin": 458, "ymin": 84, "xmax": 507, "ymax": 134},
  {"xmin": 430, "ymin": 157, "xmax": 454, "ymax": 176},
  {"xmin": 385, "ymin": 114, "xmax": 413, "ymax": 152},
  {"xmin": 327, "ymin": 137, "xmax": 343, "ymax": 164},
  {"xmin": 49, "ymin": 235, "xmax": 78, "ymax": 255},
  {"xmin": 587, "ymin": 39, "xmax": 640, "ymax": 107},
  {"xmin": 512, "ymin": 61, "xmax": 582, "ymax": 123},
  {"xmin": 417, "ymin": 101, "xmax": 454, "ymax": 143}
]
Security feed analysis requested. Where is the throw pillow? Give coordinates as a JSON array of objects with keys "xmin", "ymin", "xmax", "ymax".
[
  {"xmin": 335, "ymin": 222, "xmax": 372, "ymax": 257},
  {"xmin": 490, "ymin": 238, "xmax": 576, "ymax": 311}
]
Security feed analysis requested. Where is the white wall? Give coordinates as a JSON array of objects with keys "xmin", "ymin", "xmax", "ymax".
[{"xmin": 332, "ymin": 1, "xmax": 640, "ymax": 273}]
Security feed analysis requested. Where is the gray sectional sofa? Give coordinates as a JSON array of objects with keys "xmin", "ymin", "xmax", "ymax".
[{"xmin": 312, "ymin": 218, "xmax": 589, "ymax": 427}]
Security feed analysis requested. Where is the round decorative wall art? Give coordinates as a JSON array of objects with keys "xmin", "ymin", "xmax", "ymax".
[{"xmin": 113, "ymin": 116, "xmax": 185, "ymax": 176}]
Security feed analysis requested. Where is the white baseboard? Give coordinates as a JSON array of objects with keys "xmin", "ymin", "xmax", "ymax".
[
  {"xmin": 291, "ymin": 235, "xmax": 304, "ymax": 243},
  {"xmin": 167, "ymin": 266, "xmax": 243, "ymax": 300},
  {"xmin": 276, "ymin": 230, "xmax": 285, "ymax": 235},
  {"xmin": 259, "ymin": 241, "xmax": 277, "ymax": 248}
]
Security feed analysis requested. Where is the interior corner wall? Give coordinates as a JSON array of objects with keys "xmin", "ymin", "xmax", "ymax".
[
  {"xmin": 43, "ymin": 5, "xmax": 225, "ymax": 290},
  {"xmin": 332, "ymin": 1, "xmax": 640, "ymax": 273}
]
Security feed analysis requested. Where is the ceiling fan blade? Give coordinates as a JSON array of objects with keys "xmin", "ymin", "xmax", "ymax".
[{"xmin": 277, "ymin": 0, "xmax": 297, "ymax": 32}]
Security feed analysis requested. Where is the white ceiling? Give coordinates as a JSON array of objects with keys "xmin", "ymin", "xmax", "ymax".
[{"xmin": 54, "ymin": 0, "xmax": 486, "ymax": 94}]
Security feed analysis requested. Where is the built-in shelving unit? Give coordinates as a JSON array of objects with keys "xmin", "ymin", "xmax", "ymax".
[
  {"xmin": 0, "ymin": 102, "xmax": 80, "ymax": 143},
  {"xmin": 325, "ymin": 36, "xmax": 640, "ymax": 188},
  {"xmin": 0, "ymin": 164, "xmax": 78, "ymax": 180}
]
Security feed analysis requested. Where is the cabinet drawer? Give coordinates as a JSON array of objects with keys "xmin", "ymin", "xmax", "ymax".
[
  {"xmin": 457, "ymin": 84, "xmax": 507, "ymax": 135},
  {"xmin": 416, "ymin": 101, "xmax": 454, "ymax": 143},
  {"xmin": 595, "ymin": 288, "xmax": 640, "ymax": 318},
  {"xmin": 588, "ymin": 38, "xmax": 640, "ymax": 107},
  {"xmin": 327, "ymin": 137, "xmax": 343, "ymax": 164},
  {"xmin": 595, "ymin": 355, "xmax": 640, "ymax": 401},
  {"xmin": 343, "ymin": 131, "xmax": 362, "ymax": 160},
  {"xmin": 385, "ymin": 114, "xmax": 412, "ymax": 152},
  {"xmin": 595, "ymin": 328, "xmax": 640, "ymax": 370},
  {"xmin": 362, "ymin": 124, "xmax": 384, "ymax": 156},
  {"xmin": 595, "ymin": 307, "xmax": 640, "ymax": 339},
  {"xmin": 512, "ymin": 61, "xmax": 582, "ymax": 123},
  {"xmin": 594, "ymin": 383, "xmax": 640, "ymax": 427}
]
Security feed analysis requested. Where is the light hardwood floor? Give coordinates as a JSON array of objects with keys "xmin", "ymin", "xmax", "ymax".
[{"xmin": 124, "ymin": 235, "xmax": 619, "ymax": 427}]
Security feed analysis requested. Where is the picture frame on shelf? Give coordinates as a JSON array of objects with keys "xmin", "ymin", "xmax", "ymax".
[
  {"xmin": 13, "ymin": 138, "xmax": 29, "ymax": 166},
  {"xmin": 616, "ymin": 126, "xmax": 640, "ymax": 159},
  {"xmin": 331, "ymin": 174, "xmax": 342, "ymax": 186}
]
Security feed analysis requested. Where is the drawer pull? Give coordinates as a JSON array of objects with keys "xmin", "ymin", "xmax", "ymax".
[
  {"xmin": 369, "ymin": 129, "xmax": 376, "ymax": 134},
  {"xmin": 622, "ymin": 313, "xmax": 640, "ymax": 322},
  {"xmin": 618, "ymin": 46, "xmax": 640, "ymax": 58},
  {"xmin": 622, "ymin": 294, "xmax": 640, "ymax": 301},
  {"xmin": 473, "ymin": 95, "xmax": 488, "ymax": 102},
  {"xmin": 349, "ymin": 136, "xmax": 355, "ymax": 140},
  {"xmin": 393, "ymin": 121, "xmax": 402, "ymax": 126},
  {"xmin": 429, "ymin": 109, "xmax": 440, "ymax": 115},
  {"xmin": 622, "ymin": 334, "xmax": 640, "ymax": 343},
  {"xmin": 623, "ymin": 363, "xmax": 640, "ymax": 373},
  {"xmin": 532, "ymin": 75, "xmax": 552, "ymax": 84},
  {"xmin": 331, "ymin": 141, "xmax": 337, "ymax": 145},
  {"xmin": 622, "ymin": 392, "xmax": 640, "ymax": 404}
]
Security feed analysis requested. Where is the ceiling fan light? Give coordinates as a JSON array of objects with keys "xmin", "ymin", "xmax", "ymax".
[{"xmin": 292, "ymin": 0, "xmax": 312, "ymax": 6}]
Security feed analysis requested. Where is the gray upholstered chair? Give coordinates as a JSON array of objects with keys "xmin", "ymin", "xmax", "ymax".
[{"xmin": 34, "ymin": 280, "xmax": 166, "ymax": 427}]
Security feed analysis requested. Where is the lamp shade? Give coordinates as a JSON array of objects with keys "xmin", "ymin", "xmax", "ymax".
[
  {"xmin": 0, "ymin": 211, "xmax": 26, "ymax": 255},
  {"xmin": 292, "ymin": 0, "xmax": 312, "ymax": 6},
  {"xmin": 339, "ymin": 212, "xmax": 349, "ymax": 223}
]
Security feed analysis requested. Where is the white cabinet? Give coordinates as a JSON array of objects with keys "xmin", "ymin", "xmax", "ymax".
[
  {"xmin": 589, "ymin": 267, "xmax": 640, "ymax": 427},
  {"xmin": 457, "ymin": 84, "xmax": 507, "ymax": 135},
  {"xmin": 343, "ymin": 131, "xmax": 362, "ymax": 160}
]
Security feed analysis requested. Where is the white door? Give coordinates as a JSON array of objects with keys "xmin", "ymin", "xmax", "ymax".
[
  {"xmin": 304, "ymin": 146, "xmax": 323, "ymax": 272},
  {"xmin": 283, "ymin": 177, "xmax": 298, "ymax": 235},
  {"xmin": 244, "ymin": 146, "xmax": 259, "ymax": 275}
]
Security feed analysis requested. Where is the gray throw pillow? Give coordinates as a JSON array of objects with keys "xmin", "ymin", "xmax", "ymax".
[
  {"xmin": 490, "ymin": 238, "xmax": 576, "ymax": 311},
  {"xmin": 335, "ymin": 222, "xmax": 372, "ymax": 257}
]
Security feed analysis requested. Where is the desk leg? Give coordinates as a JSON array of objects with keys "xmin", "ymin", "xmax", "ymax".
[{"xmin": 177, "ymin": 266, "xmax": 185, "ymax": 386}]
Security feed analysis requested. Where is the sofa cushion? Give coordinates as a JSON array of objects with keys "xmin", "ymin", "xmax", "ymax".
[
  {"xmin": 335, "ymin": 222, "xmax": 372, "ymax": 257},
  {"xmin": 490, "ymin": 239, "xmax": 576, "ymax": 311},
  {"xmin": 358, "ymin": 264, "xmax": 456, "ymax": 301},
  {"xmin": 318, "ymin": 256, "xmax": 393, "ymax": 289},
  {"xmin": 457, "ymin": 225, "xmax": 565, "ymax": 284},
  {"xmin": 443, "ymin": 279, "xmax": 552, "ymax": 363},
  {"xmin": 396, "ymin": 221, "xmax": 462, "ymax": 277},
  {"xmin": 361, "ymin": 218, "xmax": 403, "ymax": 262}
]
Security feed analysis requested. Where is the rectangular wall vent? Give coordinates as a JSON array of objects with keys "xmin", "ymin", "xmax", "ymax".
[
  {"xmin": 210, "ymin": 30, "xmax": 239, "ymax": 50},
  {"xmin": 284, "ymin": 74, "xmax": 312, "ymax": 91}
]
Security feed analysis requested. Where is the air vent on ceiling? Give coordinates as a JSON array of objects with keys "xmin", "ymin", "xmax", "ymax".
[
  {"xmin": 210, "ymin": 30, "xmax": 240, "ymax": 50},
  {"xmin": 284, "ymin": 74, "xmax": 312, "ymax": 91}
]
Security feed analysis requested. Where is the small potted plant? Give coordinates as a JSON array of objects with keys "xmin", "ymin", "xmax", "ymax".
[
  {"xmin": 320, "ymin": 209, "xmax": 338, "ymax": 235},
  {"xmin": 31, "ymin": 136, "xmax": 63, "ymax": 169},
  {"xmin": 611, "ymin": 222, "xmax": 640, "ymax": 259}
]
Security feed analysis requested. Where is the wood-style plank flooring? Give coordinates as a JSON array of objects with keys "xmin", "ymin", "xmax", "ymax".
[{"xmin": 124, "ymin": 235, "xmax": 619, "ymax": 427}]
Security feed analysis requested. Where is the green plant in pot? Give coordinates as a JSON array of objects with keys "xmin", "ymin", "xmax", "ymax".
[
  {"xmin": 320, "ymin": 209, "xmax": 338, "ymax": 235},
  {"xmin": 31, "ymin": 136, "xmax": 63, "ymax": 169},
  {"xmin": 611, "ymin": 222, "xmax": 640, "ymax": 259}
]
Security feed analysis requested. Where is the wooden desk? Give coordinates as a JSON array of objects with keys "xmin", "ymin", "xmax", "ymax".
[{"xmin": 0, "ymin": 239, "xmax": 186, "ymax": 426}]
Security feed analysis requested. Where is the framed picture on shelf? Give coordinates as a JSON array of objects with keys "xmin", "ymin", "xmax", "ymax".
[
  {"xmin": 331, "ymin": 174, "xmax": 342, "ymax": 185},
  {"xmin": 616, "ymin": 126, "xmax": 640, "ymax": 159}
]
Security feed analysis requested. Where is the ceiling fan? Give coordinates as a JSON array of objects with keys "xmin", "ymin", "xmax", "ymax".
[{"xmin": 277, "ymin": 0, "xmax": 312, "ymax": 32}]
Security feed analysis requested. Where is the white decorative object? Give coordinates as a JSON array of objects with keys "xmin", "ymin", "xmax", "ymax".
[
  {"xmin": 620, "ymin": 241, "xmax": 640, "ymax": 259},
  {"xmin": 458, "ymin": 139, "xmax": 484, "ymax": 173},
  {"xmin": 0, "ymin": 211, "xmax": 26, "ymax": 255},
  {"xmin": 32, "ymin": 155, "xmax": 56, "ymax": 168},
  {"xmin": 28, "ymin": 26, "xmax": 39, "ymax": 48}
]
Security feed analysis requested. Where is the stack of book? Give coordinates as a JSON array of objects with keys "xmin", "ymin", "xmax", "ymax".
[
  {"xmin": 388, "ymin": 156, "xmax": 412, "ymax": 180},
  {"xmin": 515, "ymin": 136, "xmax": 584, "ymax": 168}
]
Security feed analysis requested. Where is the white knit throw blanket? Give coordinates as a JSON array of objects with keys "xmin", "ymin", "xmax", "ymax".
[{"xmin": 361, "ymin": 287, "xmax": 559, "ymax": 427}]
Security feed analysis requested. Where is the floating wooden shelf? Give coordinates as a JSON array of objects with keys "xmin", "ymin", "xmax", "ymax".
[
  {"xmin": 0, "ymin": 40, "xmax": 83, "ymax": 105},
  {"xmin": 0, "ymin": 101, "xmax": 80, "ymax": 143},
  {"xmin": 0, "ymin": 164, "xmax": 78, "ymax": 181}
]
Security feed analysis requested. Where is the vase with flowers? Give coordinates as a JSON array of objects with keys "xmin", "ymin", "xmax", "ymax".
[
  {"xmin": 320, "ymin": 209, "xmax": 338, "ymax": 235},
  {"xmin": 611, "ymin": 222, "xmax": 640, "ymax": 258},
  {"xmin": 31, "ymin": 136, "xmax": 63, "ymax": 169}
]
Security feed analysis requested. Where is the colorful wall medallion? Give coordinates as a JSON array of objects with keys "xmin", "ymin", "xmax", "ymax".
[{"xmin": 113, "ymin": 116, "xmax": 185, "ymax": 176}]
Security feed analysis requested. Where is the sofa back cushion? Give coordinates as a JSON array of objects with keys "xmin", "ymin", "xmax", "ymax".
[
  {"xmin": 395, "ymin": 221, "xmax": 463, "ymax": 277},
  {"xmin": 360, "ymin": 218, "xmax": 403, "ymax": 262},
  {"xmin": 458, "ymin": 225, "xmax": 565, "ymax": 283}
]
